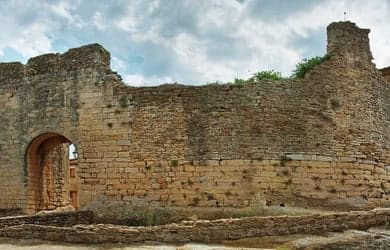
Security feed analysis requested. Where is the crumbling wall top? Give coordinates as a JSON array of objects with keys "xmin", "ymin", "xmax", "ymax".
[
  {"xmin": 0, "ymin": 62, "xmax": 25, "ymax": 83},
  {"xmin": 0, "ymin": 22, "xmax": 379, "ymax": 86},
  {"xmin": 327, "ymin": 21, "xmax": 373, "ymax": 65},
  {"xmin": 0, "ymin": 43, "xmax": 111, "ymax": 84}
]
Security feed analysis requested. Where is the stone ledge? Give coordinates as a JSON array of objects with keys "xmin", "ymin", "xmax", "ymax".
[
  {"xmin": 0, "ymin": 209, "xmax": 389, "ymax": 244},
  {"xmin": 0, "ymin": 208, "xmax": 22, "ymax": 217},
  {"xmin": 0, "ymin": 211, "xmax": 93, "ymax": 227}
]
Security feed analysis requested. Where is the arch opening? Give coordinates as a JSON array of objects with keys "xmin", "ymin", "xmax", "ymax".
[{"xmin": 26, "ymin": 133, "xmax": 78, "ymax": 213}]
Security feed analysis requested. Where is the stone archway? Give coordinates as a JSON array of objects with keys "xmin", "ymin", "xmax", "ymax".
[{"xmin": 26, "ymin": 133, "xmax": 74, "ymax": 214}]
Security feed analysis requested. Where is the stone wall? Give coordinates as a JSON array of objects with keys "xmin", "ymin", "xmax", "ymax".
[
  {"xmin": 80, "ymin": 156, "xmax": 389, "ymax": 211},
  {"xmin": 0, "ymin": 211, "xmax": 93, "ymax": 227},
  {"xmin": 0, "ymin": 209, "xmax": 22, "ymax": 217},
  {"xmin": 76, "ymin": 21, "xmax": 390, "ymax": 211},
  {"xmin": 1, "ymin": 21, "xmax": 390, "ymax": 215},
  {"xmin": 380, "ymin": 67, "xmax": 390, "ymax": 81},
  {"xmin": 0, "ymin": 44, "xmax": 109, "ymax": 212},
  {"xmin": 0, "ymin": 209, "xmax": 389, "ymax": 244}
]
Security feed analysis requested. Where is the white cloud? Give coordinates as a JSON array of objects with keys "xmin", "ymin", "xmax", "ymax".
[
  {"xmin": 1, "ymin": 0, "xmax": 390, "ymax": 85},
  {"xmin": 49, "ymin": 1, "xmax": 82, "ymax": 27},
  {"xmin": 92, "ymin": 11, "xmax": 107, "ymax": 30},
  {"xmin": 123, "ymin": 74, "xmax": 174, "ymax": 87},
  {"xmin": 0, "ymin": 4, "xmax": 53, "ymax": 58},
  {"xmin": 9, "ymin": 23, "xmax": 53, "ymax": 58},
  {"xmin": 111, "ymin": 56, "xmax": 126, "ymax": 72}
]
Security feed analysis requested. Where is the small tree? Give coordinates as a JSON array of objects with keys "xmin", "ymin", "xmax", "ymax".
[{"xmin": 292, "ymin": 54, "xmax": 330, "ymax": 78}]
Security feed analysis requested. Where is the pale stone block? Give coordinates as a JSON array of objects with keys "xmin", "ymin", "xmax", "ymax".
[
  {"xmin": 286, "ymin": 154, "xmax": 304, "ymax": 160},
  {"xmin": 339, "ymin": 157, "xmax": 356, "ymax": 162}
]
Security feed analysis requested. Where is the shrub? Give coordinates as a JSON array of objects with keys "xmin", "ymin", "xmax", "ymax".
[
  {"xmin": 232, "ymin": 70, "xmax": 284, "ymax": 85},
  {"xmin": 250, "ymin": 70, "xmax": 283, "ymax": 81},
  {"xmin": 292, "ymin": 54, "xmax": 330, "ymax": 78},
  {"xmin": 234, "ymin": 78, "xmax": 246, "ymax": 84}
]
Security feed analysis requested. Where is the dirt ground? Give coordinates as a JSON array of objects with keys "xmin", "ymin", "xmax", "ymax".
[{"xmin": 0, "ymin": 238, "xmax": 268, "ymax": 250}]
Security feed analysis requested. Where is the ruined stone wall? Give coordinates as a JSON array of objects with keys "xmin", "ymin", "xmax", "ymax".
[
  {"xmin": 0, "ymin": 21, "xmax": 390, "ymax": 215},
  {"xmin": 78, "ymin": 22, "xmax": 390, "ymax": 211},
  {"xmin": 1, "ymin": 209, "xmax": 390, "ymax": 244},
  {"xmin": 0, "ymin": 211, "xmax": 93, "ymax": 227},
  {"xmin": 0, "ymin": 44, "xmax": 110, "ymax": 211}
]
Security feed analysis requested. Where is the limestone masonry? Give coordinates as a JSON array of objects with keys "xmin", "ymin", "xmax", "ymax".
[
  {"xmin": 1, "ymin": 21, "xmax": 390, "ymax": 216},
  {"xmin": 0, "ymin": 209, "xmax": 389, "ymax": 245}
]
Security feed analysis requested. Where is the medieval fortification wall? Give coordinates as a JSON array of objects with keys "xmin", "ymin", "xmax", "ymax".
[{"xmin": 1, "ymin": 21, "xmax": 390, "ymax": 216}]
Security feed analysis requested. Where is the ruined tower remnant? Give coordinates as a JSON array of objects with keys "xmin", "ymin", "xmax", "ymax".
[
  {"xmin": 327, "ymin": 21, "xmax": 373, "ymax": 65},
  {"xmin": 0, "ymin": 21, "xmax": 390, "ymax": 217}
]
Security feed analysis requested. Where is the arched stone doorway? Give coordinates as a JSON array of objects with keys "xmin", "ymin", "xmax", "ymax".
[{"xmin": 26, "ymin": 133, "xmax": 76, "ymax": 213}]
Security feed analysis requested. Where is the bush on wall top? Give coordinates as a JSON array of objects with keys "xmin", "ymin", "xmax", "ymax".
[
  {"xmin": 292, "ymin": 54, "xmax": 330, "ymax": 78},
  {"xmin": 230, "ymin": 54, "xmax": 330, "ymax": 85}
]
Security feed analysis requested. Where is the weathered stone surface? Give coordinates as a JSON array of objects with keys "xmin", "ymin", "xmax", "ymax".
[
  {"xmin": 0, "ymin": 211, "xmax": 93, "ymax": 227},
  {"xmin": 1, "ymin": 209, "xmax": 390, "ymax": 245},
  {"xmin": 1, "ymin": 21, "xmax": 390, "ymax": 215}
]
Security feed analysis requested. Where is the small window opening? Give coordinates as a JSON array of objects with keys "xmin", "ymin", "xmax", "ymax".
[{"xmin": 69, "ymin": 144, "xmax": 78, "ymax": 160}]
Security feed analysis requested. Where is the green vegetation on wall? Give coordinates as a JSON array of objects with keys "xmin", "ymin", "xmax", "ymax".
[
  {"xmin": 292, "ymin": 54, "xmax": 330, "ymax": 78},
  {"xmin": 250, "ymin": 70, "xmax": 284, "ymax": 81},
  {"xmin": 228, "ymin": 54, "xmax": 330, "ymax": 85},
  {"xmin": 234, "ymin": 70, "xmax": 284, "ymax": 84}
]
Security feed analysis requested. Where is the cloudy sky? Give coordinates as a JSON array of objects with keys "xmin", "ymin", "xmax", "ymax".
[{"xmin": 1, "ymin": 0, "xmax": 390, "ymax": 86}]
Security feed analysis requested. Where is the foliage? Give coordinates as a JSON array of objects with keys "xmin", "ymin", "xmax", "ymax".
[
  {"xmin": 292, "ymin": 54, "xmax": 330, "ymax": 78},
  {"xmin": 233, "ymin": 70, "xmax": 284, "ymax": 85},
  {"xmin": 230, "ymin": 54, "xmax": 329, "ymax": 84},
  {"xmin": 233, "ymin": 78, "xmax": 246, "ymax": 84},
  {"xmin": 250, "ymin": 70, "xmax": 283, "ymax": 81},
  {"xmin": 207, "ymin": 80, "xmax": 223, "ymax": 85}
]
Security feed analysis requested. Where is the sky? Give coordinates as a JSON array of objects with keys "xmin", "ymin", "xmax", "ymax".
[{"xmin": 1, "ymin": 0, "xmax": 390, "ymax": 86}]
